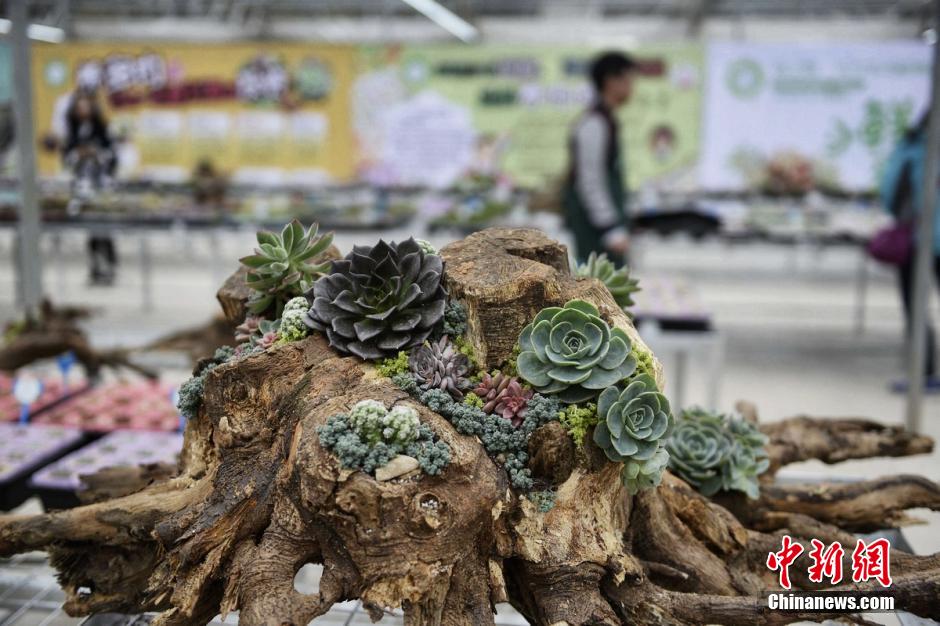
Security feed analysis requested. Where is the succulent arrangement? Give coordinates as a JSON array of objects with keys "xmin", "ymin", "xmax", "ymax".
[
  {"xmin": 574, "ymin": 252, "xmax": 641, "ymax": 313},
  {"xmin": 392, "ymin": 371, "xmax": 561, "ymax": 491},
  {"xmin": 517, "ymin": 300, "xmax": 637, "ymax": 403},
  {"xmin": 226, "ymin": 222, "xmax": 667, "ymax": 502},
  {"xmin": 409, "ymin": 336, "xmax": 472, "ymax": 401},
  {"xmin": 665, "ymin": 408, "xmax": 769, "ymax": 499},
  {"xmin": 473, "ymin": 372, "xmax": 533, "ymax": 427},
  {"xmin": 173, "ymin": 221, "xmax": 676, "ymax": 518},
  {"xmin": 240, "ymin": 219, "xmax": 333, "ymax": 317},
  {"xmin": 303, "ymin": 239, "xmax": 447, "ymax": 360},
  {"xmin": 318, "ymin": 399, "xmax": 451, "ymax": 476}
]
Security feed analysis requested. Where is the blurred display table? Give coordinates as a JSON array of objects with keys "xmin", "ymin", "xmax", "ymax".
[
  {"xmin": 0, "ymin": 423, "xmax": 86, "ymax": 511},
  {"xmin": 0, "ymin": 374, "xmax": 89, "ymax": 423},
  {"xmin": 634, "ymin": 275, "xmax": 722, "ymax": 411},
  {"xmin": 30, "ymin": 430, "xmax": 183, "ymax": 509},
  {"xmin": 32, "ymin": 381, "xmax": 180, "ymax": 432}
]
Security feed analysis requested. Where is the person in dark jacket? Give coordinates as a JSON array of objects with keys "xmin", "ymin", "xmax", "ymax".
[
  {"xmin": 882, "ymin": 114, "xmax": 940, "ymax": 391},
  {"xmin": 563, "ymin": 51, "xmax": 636, "ymax": 262},
  {"xmin": 62, "ymin": 91, "xmax": 119, "ymax": 285}
]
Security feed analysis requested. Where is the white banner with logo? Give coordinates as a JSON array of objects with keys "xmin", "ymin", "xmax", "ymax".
[{"xmin": 700, "ymin": 41, "xmax": 931, "ymax": 192}]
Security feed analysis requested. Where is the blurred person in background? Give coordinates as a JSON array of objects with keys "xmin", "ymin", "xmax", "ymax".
[
  {"xmin": 61, "ymin": 91, "xmax": 119, "ymax": 285},
  {"xmin": 563, "ymin": 51, "xmax": 636, "ymax": 262},
  {"xmin": 881, "ymin": 113, "xmax": 940, "ymax": 392}
]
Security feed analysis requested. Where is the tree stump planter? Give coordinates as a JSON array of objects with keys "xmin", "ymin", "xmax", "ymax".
[{"xmin": 1, "ymin": 228, "xmax": 939, "ymax": 626}]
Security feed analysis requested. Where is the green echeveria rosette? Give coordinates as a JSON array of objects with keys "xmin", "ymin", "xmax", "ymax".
[
  {"xmin": 303, "ymin": 238, "xmax": 446, "ymax": 360},
  {"xmin": 593, "ymin": 373, "xmax": 672, "ymax": 463},
  {"xmin": 516, "ymin": 300, "xmax": 637, "ymax": 404},
  {"xmin": 240, "ymin": 219, "xmax": 333, "ymax": 317},
  {"xmin": 621, "ymin": 446, "xmax": 669, "ymax": 494},
  {"xmin": 574, "ymin": 252, "xmax": 640, "ymax": 312},
  {"xmin": 665, "ymin": 412, "xmax": 733, "ymax": 496}
]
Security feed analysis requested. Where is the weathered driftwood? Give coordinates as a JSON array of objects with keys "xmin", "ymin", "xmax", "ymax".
[
  {"xmin": 140, "ymin": 316, "xmax": 238, "ymax": 365},
  {"xmin": 0, "ymin": 300, "xmax": 157, "ymax": 379},
  {"xmin": 1, "ymin": 228, "xmax": 939, "ymax": 626}
]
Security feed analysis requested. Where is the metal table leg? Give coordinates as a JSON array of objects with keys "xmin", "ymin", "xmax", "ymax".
[
  {"xmin": 854, "ymin": 246, "xmax": 869, "ymax": 337},
  {"xmin": 673, "ymin": 349, "xmax": 688, "ymax": 411},
  {"xmin": 139, "ymin": 232, "xmax": 153, "ymax": 311}
]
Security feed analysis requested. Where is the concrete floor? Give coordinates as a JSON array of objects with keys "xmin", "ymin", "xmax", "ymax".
[{"xmin": 1, "ymin": 221, "xmax": 939, "ymax": 625}]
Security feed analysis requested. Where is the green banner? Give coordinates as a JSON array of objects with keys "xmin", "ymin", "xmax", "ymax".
[{"xmin": 355, "ymin": 44, "xmax": 703, "ymax": 190}]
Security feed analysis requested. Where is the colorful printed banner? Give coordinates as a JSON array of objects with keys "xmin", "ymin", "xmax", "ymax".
[
  {"xmin": 31, "ymin": 42, "xmax": 357, "ymax": 183},
  {"xmin": 354, "ymin": 44, "xmax": 703, "ymax": 190},
  {"xmin": 701, "ymin": 41, "xmax": 931, "ymax": 192}
]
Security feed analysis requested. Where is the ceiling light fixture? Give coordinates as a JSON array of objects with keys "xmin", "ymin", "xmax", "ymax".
[
  {"xmin": 399, "ymin": 0, "xmax": 479, "ymax": 43},
  {"xmin": 0, "ymin": 19, "xmax": 67, "ymax": 43}
]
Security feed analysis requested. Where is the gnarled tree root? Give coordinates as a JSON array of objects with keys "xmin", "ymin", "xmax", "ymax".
[
  {"xmin": 761, "ymin": 415, "xmax": 934, "ymax": 476},
  {"xmin": 1, "ymin": 228, "xmax": 939, "ymax": 626}
]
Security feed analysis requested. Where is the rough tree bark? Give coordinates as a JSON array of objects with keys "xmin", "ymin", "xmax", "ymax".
[{"xmin": 1, "ymin": 228, "xmax": 939, "ymax": 626}]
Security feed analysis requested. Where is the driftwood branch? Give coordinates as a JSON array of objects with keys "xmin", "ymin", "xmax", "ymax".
[{"xmin": 762, "ymin": 416, "xmax": 933, "ymax": 475}]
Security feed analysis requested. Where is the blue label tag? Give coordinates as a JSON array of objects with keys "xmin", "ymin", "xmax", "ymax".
[
  {"xmin": 13, "ymin": 376, "xmax": 43, "ymax": 424},
  {"xmin": 57, "ymin": 351, "xmax": 77, "ymax": 386}
]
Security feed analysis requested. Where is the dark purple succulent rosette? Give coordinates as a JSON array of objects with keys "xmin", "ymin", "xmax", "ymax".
[{"xmin": 303, "ymin": 238, "xmax": 447, "ymax": 360}]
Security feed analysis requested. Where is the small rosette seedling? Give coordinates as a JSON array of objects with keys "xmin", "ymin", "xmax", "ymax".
[
  {"xmin": 621, "ymin": 446, "xmax": 670, "ymax": 494},
  {"xmin": 304, "ymin": 238, "xmax": 446, "ymax": 360},
  {"xmin": 574, "ymin": 252, "xmax": 640, "ymax": 312},
  {"xmin": 517, "ymin": 299, "xmax": 637, "ymax": 404},
  {"xmin": 473, "ymin": 372, "xmax": 533, "ymax": 427},
  {"xmin": 240, "ymin": 219, "xmax": 333, "ymax": 317},
  {"xmin": 409, "ymin": 336, "xmax": 472, "ymax": 401}
]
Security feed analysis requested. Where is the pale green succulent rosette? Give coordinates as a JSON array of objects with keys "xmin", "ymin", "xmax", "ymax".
[
  {"xmin": 621, "ymin": 446, "xmax": 669, "ymax": 494},
  {"xmin": 574, "ymin": 252, "xmax": 640, "ymax": 312},
  {"xmin": 724, "ymin": 417, "xmax": 770, "ymax": 499},
  {"xmin": 666, "ymin": 408, "xmax": 770, "ymax": 499},
  {"xmin": 665, "ymin": 412, "xmax": 733, "ymax": 497},
  {"xmin": 593, "ymin": 373, "xmax": 672, "ymax": 463},
  {"xmin": 517, "ymin": 299, "xmax": 637, "ymax": 404}
]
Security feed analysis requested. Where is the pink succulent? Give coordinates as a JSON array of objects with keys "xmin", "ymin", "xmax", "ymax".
[
  {"xmin": 235, "ymin": 316, "xmax": 262, "ymax": 343},
  {"xmin": 258, "ymin": 331, "xmax": 279, "ymax": 350},
  {"xmin": 473, "ymin": 372, "xmax": 533, "ymax": 427}
]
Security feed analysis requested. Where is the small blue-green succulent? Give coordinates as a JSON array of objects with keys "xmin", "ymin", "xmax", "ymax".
[
  {"xmin": 517, "ymin": 300, "xmax": 636, "ymax": 404},
  {"xmin": 318, "ymin": 399, "xmax": 450, "ymax": 476},
  {"xmin": 347, "ymin": 399, "xmax": 420, "ymax": 446},
  {"xmin": 665, "ymin": 410, "xmax": 730, "ymax": 496},
  {"xmin": 621, "ymin": 446, "xmax": 669, "ymax": 494},
  {"xmin": 666, "ymin": 408, "xmax": 769, "ymax": 499},
  {"xmin": 593, "ymin": 373, "xmax": 672, "ymax": 464}
]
